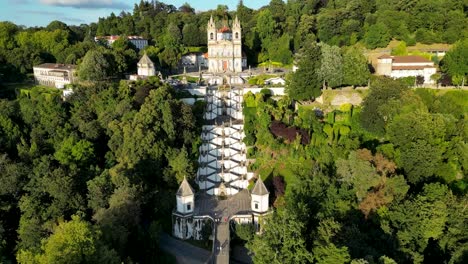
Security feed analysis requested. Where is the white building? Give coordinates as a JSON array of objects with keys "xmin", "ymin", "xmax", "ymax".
[
  {"xmin": 207, "ymin": 15, "xmax": 247, "ymax": 73},
  {"xmin": 251, "ymin": 177, "xmax": 269, "ymax": 213},
  {"xmin": 181, "ymin": 52, "xmax": 208, "ymax": 68},
  {"xmin": 129, "ymin": 53, "xmax": 158, "ymax": 81},
  {"xmin": 376, "ymin": 55, "xmax": 437, "ymax": 84},
  {"xmin": 137, "ymin": 53, "xmax": 156, "ymax": 77},
  {"xmin": 265, "ymin": 77, "xmax": 286, "ymax": 85},
  {"xmin": 176, "ymin": 177, "xmax": 195, "ymax": 215},
  {"xmin": 94, "ymin": 35, "xmax": 148, "ymax": 50},
  {"xmin": 33, "ymin": 63, "xmax": 76, "ymax": 88}
]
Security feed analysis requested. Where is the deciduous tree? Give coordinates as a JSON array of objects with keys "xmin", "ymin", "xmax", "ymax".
[
  {"xmin": 286, "ymin": 43, "xmax": 322, "ymax": 100},
  {"xmin": 78, "ymin": 49, "xmax": 112, "ymax": 81},
  {"xmin": 442, "ymin": 39, "xmax": 468, "ymax": 87},
  {"xmin": 318, "ymin": 43, "xmax": 343, "ymax": 88}
]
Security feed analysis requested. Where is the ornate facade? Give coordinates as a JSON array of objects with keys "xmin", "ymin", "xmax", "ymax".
[{"xmin": 207, "ymin": 15, "xmax": 245, "ymax": 73}]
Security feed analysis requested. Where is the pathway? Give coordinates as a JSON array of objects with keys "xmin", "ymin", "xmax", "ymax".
[
  {"xmin": 159, "ymin": 232, "xmax": 211, "ymax": 264},
  {"xmin": 214, "ymin": 222, "xmax": 230, "ymax": 264},
  {"xmin": 194, "ymin": 86, "xmax": 255, "ymax": 263}
]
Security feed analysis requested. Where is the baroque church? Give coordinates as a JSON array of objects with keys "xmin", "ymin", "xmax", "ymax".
[{"xmin": 207, "ymin": 15, "xmax": 247, "ymax": 73}]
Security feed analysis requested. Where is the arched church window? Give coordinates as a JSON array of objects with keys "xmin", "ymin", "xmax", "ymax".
[
  {"xmin": 235, "ymin": 32, "xmax": 239, "ymax": 39},
  {"xmin": 210, "ymin": 33, "xmax": 214, "ymax": 40}
]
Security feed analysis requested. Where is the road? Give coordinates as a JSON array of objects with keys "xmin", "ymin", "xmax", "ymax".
[
  {"xmin": 159, "ymin": 232, "xmax": 212, "ymax": 264},
  {"xmin": 214, "ymin": 222, "xmax": 230, "ymax": 264}
]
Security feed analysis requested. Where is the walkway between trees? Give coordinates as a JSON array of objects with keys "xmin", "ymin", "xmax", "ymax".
[{"xmin": 214, "ymin": 221, "xmax": 230, "ymax": 264}]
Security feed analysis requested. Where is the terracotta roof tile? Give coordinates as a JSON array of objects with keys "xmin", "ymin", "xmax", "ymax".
[
  {"xmin": 218, "ymin": 26, "xmax": 231, "ymax": 33},
  {"xmin": 392, "ymin": 55, "xmax": 432, "ymax": 63},
  {"xmin": 392, "ymin": 65, "xmax": 436, "ymax": 70}
]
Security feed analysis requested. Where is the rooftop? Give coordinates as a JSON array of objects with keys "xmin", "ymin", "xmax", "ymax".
[
  {"xmin": 378, "ymin": 54, "xmax": 392, "ymax": 59},
  {"xmin": 34, "ymin": 63, "xmax": 76, "ymax": 70},
  {"xmin": 378, "ymin": 55, "xmax": 433, "ymax": 63},
  {"xmin": 177, "ymin": 177, "xmax": 195, "ymax": 197},
  {"xmin": 95, "ymin": 35, "xmax": 147, "ymax": 40},
  {"xmin": 393, "ymin": 55, "xmax": 433, "ymax": 63},
  {"xmin": 392, "ymin": 65, "xmax": 436, "ymax": 70},
  {"xmin": 251, "ymin": 177, "xmax": 269, "ymax": 196},
  {"xmin": 218, "ymin": 26, "xmax": 232, "ymax": 33},
  {"xmin": 138, "ymin": 53, "xmax": 154, "ymax": 65}
]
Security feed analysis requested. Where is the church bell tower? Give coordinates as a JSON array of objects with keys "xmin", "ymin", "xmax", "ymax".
[{"xmin": 207, "ymin": 15, "xmax": 217, "ymax": 44}]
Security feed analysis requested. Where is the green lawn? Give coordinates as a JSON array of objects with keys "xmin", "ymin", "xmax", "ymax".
[
  {"xmin": 1, "ymin": 83, "xmax": 62, "ymax": 99},
  {"xmin": 19, "ymin": 85, "xmax": 61, "ymax": 98}
]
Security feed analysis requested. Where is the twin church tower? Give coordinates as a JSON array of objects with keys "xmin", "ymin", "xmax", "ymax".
[{"xmin": 207, "ymin": 15, "xmax": 245, "ymax": 73}]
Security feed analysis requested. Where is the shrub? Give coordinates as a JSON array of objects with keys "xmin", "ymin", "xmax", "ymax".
[{"xmin": 270, "ymin": 121, "xmax": 310, "ymax": 145}]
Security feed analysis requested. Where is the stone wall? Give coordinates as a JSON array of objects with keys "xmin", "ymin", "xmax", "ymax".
[
  {"xmin": 315, "ymin": 89, "xmax": 368, "ymax": 106},
  {"xmin": 173, "ymin": 216, "xmax": 212, "ymax": 240}
]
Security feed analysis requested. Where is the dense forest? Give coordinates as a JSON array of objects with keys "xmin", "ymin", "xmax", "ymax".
[
  {"xmin": 0, "ymin": 79, "xmax": 204, "ymax": 263},
  {"xmin": 241, "ymin": 78, "xmax": 467, "ymax": 263},
  {"xmin": 1, "ymin": 0, "xmax": 467, "ymax": 83}
]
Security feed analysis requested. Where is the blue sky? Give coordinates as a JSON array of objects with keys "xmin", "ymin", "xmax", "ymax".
[{"xmin": 0, "ymin": 0, "xmax": 270, "ymax": 27}]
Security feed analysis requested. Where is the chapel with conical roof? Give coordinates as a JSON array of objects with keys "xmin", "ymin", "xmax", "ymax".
[
  {"xmin": 251, "ymin": 176, "xmax": 269, "ymax": 213},
  {"xmin": 137, "ymin": 53, "xmax": 156, "ymax": 77}
]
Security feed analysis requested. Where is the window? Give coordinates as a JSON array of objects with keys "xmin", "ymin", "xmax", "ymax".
[
  {"xmin": 210, "ymin": 33, "xmax": 214, "ymax": 40},
  {"xmin": 187, "ymin": 203, "xmax": 191, "ymax": 211},
  {"xmin": 235, "ymin": 32, "xmax": 239, "ymax": 39},
  {"xmin": 254, "ymin": 203, "xmax": 259, "ymax": 209}
]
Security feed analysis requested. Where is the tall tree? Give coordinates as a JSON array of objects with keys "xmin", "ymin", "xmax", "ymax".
[
  {"xmin": 342, "ymin": 46, "xmax": 370, "ymax": 87},
  {"xmin": 286, "ymin": 43, "xmax": 322, "ymax": 101},
  {"xmin": 364, "ymin": 23, "xmax": 391, "ymax": 49},
  {"xmin": 246, "ymin": 207, "xmax": 313, "ymax": 264},
  {"xmin": 294, "ymin": 14, "xmax": 316, "ymax": 51},
  {"xmin": 182, "ymin": 23, "xmax": 200, "ymax": 46},
  {"xmin": 318, "ymin": 43, "xmax": 343, "ymax": 88},
  {"xmin": 442, "ymin": 39, "xmax": 468, "ymax": 87},
  {"xmin": 383, "ymin": 183, "xmax": 450, "ymax": 263},
  {"xmin": 17, "ymin": 215, "xmax": 119, "ymax": 264},
  {"xmin": 256, "ymin": 9, "xmax": 276, "ymax": 53},
  {"xmin": 78, "ymin": 49, "xmax": 112, "ymax": 81},
  {"xmin": 360, "ymin": 77, "xmax": 407, "ymax": 135}
]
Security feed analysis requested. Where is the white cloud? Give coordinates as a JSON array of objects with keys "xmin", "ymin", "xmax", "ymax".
[{"xmin": 40, "ymin": 0, "xmax": 130, "ymax": 9}]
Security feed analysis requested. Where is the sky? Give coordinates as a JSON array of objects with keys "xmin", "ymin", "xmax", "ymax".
[{"xmin": 0, "ymin": 0, "xmax": 271, "ymax": 27}]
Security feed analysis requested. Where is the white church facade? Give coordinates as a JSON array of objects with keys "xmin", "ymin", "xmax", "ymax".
[{"xmin": 207, "ymin": 15, "xmax": 247, "ymax": 73}]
